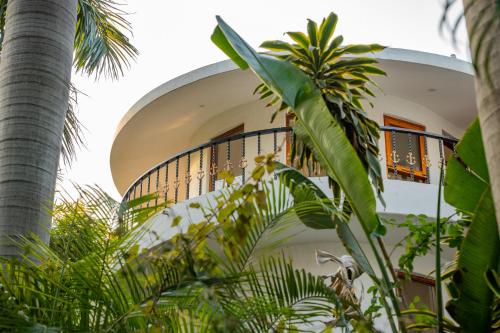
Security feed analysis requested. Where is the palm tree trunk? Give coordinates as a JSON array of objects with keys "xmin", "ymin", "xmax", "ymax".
[
  {"xmin": 0, "ymin": 0, "xmax": 77, "ymax": 257},
  {"xmin": 462, "ymin": 0, "xmax": 500, "ymax": 235}
]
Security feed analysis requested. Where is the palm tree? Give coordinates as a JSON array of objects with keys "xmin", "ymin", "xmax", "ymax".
[
  {"xmin": 441, "ymin": 0, "xmax": 500, "ymax": 235},
  {"xmin": 0, "ymin": 0, "xmax": 137, "ymax": 257},
  {"xmin": 461, "ymin": 0, "xmax": 500, "ymax": 236}
]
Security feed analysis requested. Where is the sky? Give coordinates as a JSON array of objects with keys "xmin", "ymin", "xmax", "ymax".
[{"xmin": 65, "ymin": 0, "xmax": 469, "ymax": 200}]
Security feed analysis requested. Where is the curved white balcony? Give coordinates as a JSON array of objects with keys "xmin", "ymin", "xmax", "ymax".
[{"xmin": 110, "ymin": 48, "xmax": 475, "ymax": 332}]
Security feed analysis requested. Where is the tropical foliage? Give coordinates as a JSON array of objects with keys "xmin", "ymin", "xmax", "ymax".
[
  {"xmin": 212, "ymin": 13, "xmax": 500, "ymax": 333},
  {"xmin": 444, "ymin": 120, "xmax": 500, "ymax": 332},
  {"xmin": 212, "ymin": 15, "xmax": 404, "ymax": 332},
  {"xmin": 255, "ymin": 12, "xmax": 386, "ymax": 203},
  {"xmin": 2, "ymin": 9, "xmax": 498, "ymax": 333},
  {"xmin": 0, "ymin": 158, "xmax": 374, "ymax": 332},
  {"xmin": 0, "ymin": 0, "xmax": 138, "ymax": 166},
  {"xmin": 440, "ymin": 0, "xmax": 500, "ymax": 247}
]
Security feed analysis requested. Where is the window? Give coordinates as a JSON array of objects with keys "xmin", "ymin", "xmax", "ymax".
[
  {"xmin": 384, "ymin": 115, "xmax": 428, "ymax": 182},
  {"xmin": 210, "ymin": 124, "xmax": 244, "ymax": 190},
  {"xmin": 442, "ymin": 130, "xmax": 456, "ymax": 164},
  {"xmin": 398, "ymin": 271, "xmax": 436, "ymax": 332}
]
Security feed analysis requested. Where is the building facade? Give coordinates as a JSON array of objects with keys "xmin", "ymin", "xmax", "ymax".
[{"xmin": 110, "ymin": 48, "xmax": 475, "ymax": 331}]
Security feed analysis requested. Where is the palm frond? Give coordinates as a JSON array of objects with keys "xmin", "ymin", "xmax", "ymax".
[
  {"xmin": 75, "ymin": 0, "xmax": 138, "ymax": 80},
  {"xmin": 0, "ymin": 0, "xmax": 7, "ymax": 50},
  {"xmin": 0, "ymin": 186, "xmax": 199, "ymax": 331},
  {"xmin": 440, "ymin": 0, "xmax": 500, "ymax": 86},
  {"xmin": 61, "ymin": 84, "xmax": 86, "ymax": 167},
  {"xmin": 221, "ymin": 255, "xmax": 368, "ymax": 332},
  {"xmin": 1, "ymin": 0, "xmax": 138, "ymax": 80},
  {"xmin": 211, "ymin": 179, "xmax": 299, "ymax": 274}
]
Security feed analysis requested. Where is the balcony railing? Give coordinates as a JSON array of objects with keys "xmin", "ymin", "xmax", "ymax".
[{"xmin": 122, "ymin": 127, "xmax": 458, "ymax": 206}]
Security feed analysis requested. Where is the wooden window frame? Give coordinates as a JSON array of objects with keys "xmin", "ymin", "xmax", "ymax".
[
  {"xmin": 209, "ymin": 124, "xmax": 244, "ymax": 191},
  {"xmin": 397, "ymin": 270, "xmax": 436, "ymax": 314},
  {"xmin": 384, "ymin": 115, "xmax": 428, "ymax": 180},
  {"xmin": 397, "ymin": 271, "xmax": 435, "ymax": 287}
]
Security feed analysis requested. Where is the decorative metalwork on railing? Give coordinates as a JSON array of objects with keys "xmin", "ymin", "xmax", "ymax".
[{"xmin": 122, "ymin": 126, "xmax": 458, "ymax": 206}]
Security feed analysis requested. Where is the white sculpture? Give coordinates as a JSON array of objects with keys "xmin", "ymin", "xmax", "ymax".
[{"xmin": 316, "ymin": 249, "xmax": 363, "ymax": 305}]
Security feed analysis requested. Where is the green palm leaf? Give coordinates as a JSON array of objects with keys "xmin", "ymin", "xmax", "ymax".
[
  {"xmin": 74, "ymin": 0, "xmax": 138, "ymax": 80},
  {"xmin": 61, "ymin": 85, "xmax": 86, "ymax": 167}
]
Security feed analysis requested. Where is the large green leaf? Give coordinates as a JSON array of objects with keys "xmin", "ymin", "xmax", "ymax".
[
  {"xmin": 211, "ymin": 16, "xmax": 378, "ymax": 235},
  {"xmin": 212, "ymin": 20, "xmax": 402, "ymax": 332},
  {"xmin": 275, "ymin": 164, "xmax": 375, "ymax": 277},
  {"xmin": 318, "ymin": 12, "xmax": 338, "ymax": 51},
  {"xmin": 444, "ymin": 119, "xmax": 500, "ymax": 332}
]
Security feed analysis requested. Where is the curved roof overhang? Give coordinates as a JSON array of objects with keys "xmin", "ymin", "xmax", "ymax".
[{"xmin": 111, "ymin": 48, "xmax": 476, "ymax": 195}]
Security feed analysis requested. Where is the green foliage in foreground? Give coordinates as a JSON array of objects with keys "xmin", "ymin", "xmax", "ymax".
[
  {"xmin": 442, "ymin": 120, "xmax": 499, "ymax": 332},
  {"xmin": 399, "ymin": 120, "xmax": 500, "ymax": 332},
  {"xmin": 0, "ymin": 157, "xmax": 373, "ymax": 332},
  {"xmin": 2, "ymin": 10, "xmax": 499, "ymax": 333},
  {"xmin": 212, "ymin": 15, "xmax": 403, "ymax": 332}
]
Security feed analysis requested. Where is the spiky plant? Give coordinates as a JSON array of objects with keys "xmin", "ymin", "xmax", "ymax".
[{"xmin": 256, "ymin": 12, "xmax": 386, "ymax": 204}]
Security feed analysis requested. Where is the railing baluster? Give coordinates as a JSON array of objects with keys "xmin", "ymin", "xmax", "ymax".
[
  {"xmin": 164, "ymin": 163, "xmax": 169, "ymax": 204},
  {"xmin": 407, "ymin": 133, "xmax": 415, "ymax": 181},
  {"xmin": 174, "ymin": 157, "xmax": 180, "ymax": 203},
  {"xmin": 146, "ymin": 172, "xmax": 151, "ymax": 207},
  {"xmin": 438, "ymin": 138, "xmax": 444, "ymax": 186},
  {"xmin": 273, "ymin": 130, "xmax": 278, "ymax": 179},
  {"xmin": 273, "ymin": 130, "xmax": 277, "ymax": 154},
  {"xmin": 133, "ymin": 185, "xmax": 137, "ymax": 201},
  {"xmin": 391, "ymin": 130, "xmax": 399, "ymax": 177},
  {"xmin": 210, "ymin": 144, "xmax": 217, "ymax": 191},
  {"xmin": 139, "ymin": 178, "xmax": 143, "ymax": 198},
  {"xmin": 198, "ymin": 148, "xmax": 204, "ymax": 196},
  {"xmin": 241, "ymin": 136, "xmax": 246, "ymax": 183},
  {"xmin": 424, "ymin": 136, "xmax": 430, "ymax": 184},
  {"xmin": 226, "ymin": 139, "xmax": 232, "ymax": 186},
  {"xmin": 155, "ymin": 167, "xmax": 160, "ymax": 206},
  {"xmin": 257, "ymin": 132, "xmax": 261, "ymax": 155},
  {"xmin": 186, "ymin": 152, "xmax": 191, "ymax": 200}
]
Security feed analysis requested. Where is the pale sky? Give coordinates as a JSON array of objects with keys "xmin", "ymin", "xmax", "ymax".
[{"xmin": 64, "ymin": 0, "xmax": 469, "ymax": 200}]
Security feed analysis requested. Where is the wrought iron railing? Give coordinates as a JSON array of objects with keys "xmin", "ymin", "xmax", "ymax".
[{"xmin": 122, "ymin": 127, "xmax": 458, "ymax": 206}]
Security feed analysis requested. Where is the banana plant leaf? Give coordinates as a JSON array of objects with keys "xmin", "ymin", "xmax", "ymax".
[
  {"xmin": 444, "ymin": 118, "xmax": 500, "ymax": 332},
  {"xmin": 275, "ymin": 163, "xmax": 376, "ymax": 279},
  {"xmin": 212, "ymin": 19, "xmax": 402, "ymax": 332},
  {"xmin": 211, "ymin": 16, "xmax": 378, "ymax": 236}
]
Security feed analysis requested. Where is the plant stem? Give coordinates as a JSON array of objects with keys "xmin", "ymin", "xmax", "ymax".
[
  {"xmin": 376, "ymin": 236, "xmax": 408, "ymax": 309},
  {"xmin": 367, "ymin": 234, "xmax": 407, "ymax": 333},
  {"xmin": 436, "ymin": 163, "xmax": 444, "ymax": 333}
]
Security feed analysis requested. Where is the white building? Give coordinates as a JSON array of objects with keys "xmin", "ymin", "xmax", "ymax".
[{"xmin": 110, "ymin": 48, "xmax": 475, "ymax": 331}]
